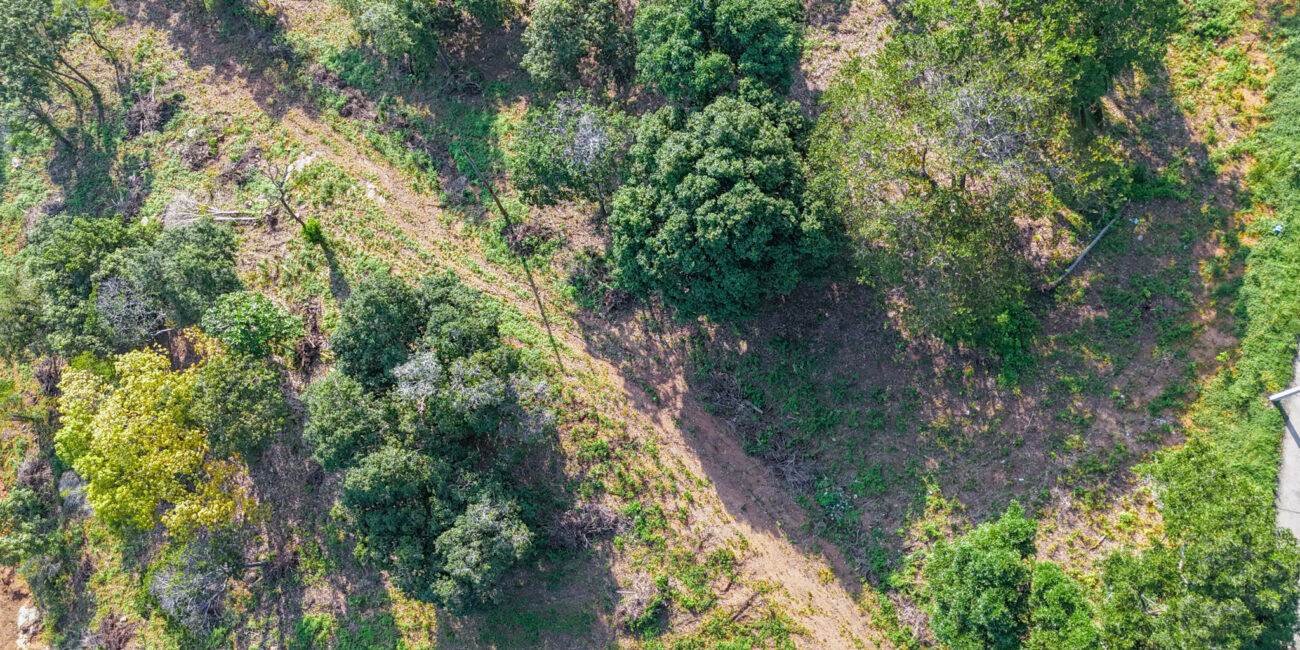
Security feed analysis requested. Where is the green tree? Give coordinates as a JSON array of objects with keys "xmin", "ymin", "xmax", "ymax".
[
  {"xmin": 1098, "ymin": 438, "xmax": 1300, "ymax": 649},
  {"xmin": 342, "ymin": 445, "xmax": 456, "ymax": 592},
  {"xmin": 921, "ymin": 502, "xmax": 1038, "ymax": 650},
  {"xmin": 126, "ymin": 219, "xmax": 242, "ymax": 328},
  {"xmin": 633, "ymin": 0, "xmax": 803, "ymax": 104},
  {"xmin": 338, "ymin": 0, "xmax": 515, "ymax": 68},
  {"xmin": 56, "ymin": 348, "xmax": 251, "ymax": 534},
  {"xmin": 996, "ymin": 0, "xmax": 1180, "ymax": 117},
  {"xmin": 608, "ymin": 95, "xmax": 832, "ymax": 319},
  {"xmin": 303, "ymin": 371, "xmax": 384, "ymax": 472},
  {"xmin": 431, "ymin": 490, "xmax": 533, "ymax": 609},
  {"xmin": 22, "ymin": 214, "xmax": 131, "ymax": 357},
  {"xmin": 201, "ymin": 290, "xmax": 303, "ymax": 359},
  {"xmin": 332, "ymin": 271, "xmax": 424, "ymax": 391},
  {"xmin": 810, "ymin": 5, "xmax": 1065, "ymax": 349},
  {"xmin": 190, "ymin": 352, "xmax": 290, "ymax": 460},
  {"xmin": 507, "ymin": 95, "xmax": 632, "ymax": 215},
  {"xmin": 0, "ymin": 0, "xmax": 112, "ymax": 146},
  {"xmin": 419, "ymin": 271, "xmax": 505, "ymax": 362},
  {"xmin": 521, "ymin": 0, "xmax": 629, "ymax": 90},
  {"xmin": 1027, "ymin": 561, "xmax": 1101, "ymax": 649}
]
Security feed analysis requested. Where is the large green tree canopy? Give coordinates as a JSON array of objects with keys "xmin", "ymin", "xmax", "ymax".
[
  {"xmin": 633, "ymin": 0, "xmax": 803, "ymax": 104},
  {"xmin": 608, "ymin": 94, "xmax": 832, "ymax": 319}
]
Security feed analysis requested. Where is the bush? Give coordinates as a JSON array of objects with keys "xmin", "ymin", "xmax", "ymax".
[
  {"xmin": 633, "ymin": 0, "xmax": 803, "ymax": 104},
  {"xmin": 608, "ymin": 95, "xmax": 832, "ymax": 319},
  {"xmin": 148, "ymin": 533, "xmax": 241, "ymax": 633},
  {"xmin": 1098, "ymin": 439, "xmax": 1300, "ymax": 649},
  {"xmin": 332, "ymin": 271, "xmax": 425, "ymax": 391},
  {"xmin": 201, "ymin": 291, "xmax": 303, "ymax": 359},
  {"xmin": 521, "ymin": 0, "xmax": 629, "ymax": 90},
  {"xmin": 507, "ymin": 95, "xmax": 632, "ymax": 214},
  {"xmin": 190, "ymin": 353, "xmax": 290, "ymax": 460},
  {"xmin": 303, "ymin": 371, "xmax": 383, "ymax": 472},
  {"xmin": 921, "ymin": 502, "xmax": 1037, "ymax": 650}
]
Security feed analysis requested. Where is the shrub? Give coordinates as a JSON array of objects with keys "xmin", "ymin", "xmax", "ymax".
[
  {"xmin": 608, "ymin": 95, "xmax": 832, "ymax": 319},
  {"xmin": 1027, "ymin": 562, "xmax": 1100, "ymax": 649},
  {"xmin": 201, "ymin": 291, "xmax": 303, "ymax": 359},
  {"xmin": 1098, "ymin": 439, "xmax": 1300, "ymax": 649},
  {"xmin": 124, "ymin": 219, "xmax": 242, "ymax": 328},
  {"xmin": 148, "ymin": 533, "xmax": 241, "ymax": 633},
  {"xmin": 303, "ymin": 371, "xmax": 383, "ymax": 472},
  {"xmin": 342, "ymin": 445, "xmax": 455, "ymax": 590},
  {"xmin": 419, "ymin": 271, "xmax": 506, "ymax": 362}
]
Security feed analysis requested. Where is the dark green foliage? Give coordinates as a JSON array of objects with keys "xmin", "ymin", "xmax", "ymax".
[
  {"xmin": 521, "ymin": 0, "xmax": 630, "ymax": 90},
  {"xmin": 0, "ymin": 261, "xmax": 41, "ymax": 360},
  {"xmin": 431, "ymin": 490, "xmax": 533, "ymax": 609},
  {"xmin": 19, "ymin": 217, "xmax": 241, "ymax": 356},
  {"xmin": 311, "ymin": 270, "xmax": 544, "ymax": 611},
  {"xmin": 633, "ymin": 0, "xmax": 803, "ymax": 104},
  {"xmin": 21, "ymin": 215, "xmax": 131, "ymax": 356},
  {"xmin": 201, "ymin": 291, "xmax": 303, "ymax": 359},
  {"xmin": 1028, "ymin": 562, "xmax": 1100, "ymax": 649},
  {"xmin": 608, "ymin": 95, "xmax": 832, "ymax": 319},
  {"xmin": 303, "ymin": 372, "xmax": 384, "ymax": 472},
  {"xmin": 343, "ymin": 444, "xmax": 455, "ymax": 578},
  {"xmin": 132, "ymin": 220, "xmax": 242, "ymax": 328},
  {"xmin": 0, "ymin": 460, "xmax": 57, "ymax": 567},
  {"xmin": 419, "ymin": 271, "xmax": 505, "ymax": 362},
  {"xmin": 190, "ymin": 355, "xmax": 291, "ymax": 460},
  {"xmin": 332, "ymin": 271, "xmax": 425, "ymax": 391},
  {"xmin": 921, "ymin": 502, "xmax": 1037, "ymax": 650},
  {"xmin": 507, "ymin": 96, "xmax": 632, "ymax": 214}
]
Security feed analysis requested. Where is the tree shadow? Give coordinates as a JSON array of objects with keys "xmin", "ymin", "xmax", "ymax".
[{"xmin": 571, "ymin": 46, "xmax": 1247, "ymax": 610}]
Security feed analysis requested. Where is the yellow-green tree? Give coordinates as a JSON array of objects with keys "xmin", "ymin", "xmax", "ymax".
[{"xmin": 57, "ymin": 348, "xmax": 249, "ymax": 535}]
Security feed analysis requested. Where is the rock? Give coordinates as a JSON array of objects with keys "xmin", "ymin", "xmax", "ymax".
[{"xmin": 16, "ymin": 604, "xmax": 45, "ymax": 650}]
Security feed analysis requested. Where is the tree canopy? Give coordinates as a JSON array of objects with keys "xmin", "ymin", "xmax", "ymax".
[
  {"xmin": 521, "ymin": 0, "xmax": 629, "ymax": 90},
  {"xmin": 507, "ymin": 95, "xmax": 631, "ymax": 215},
  {"xmin": 56, "ymin": 348, "xmax": 251, "ymax": 535},
  {"xmin": 608, "ymin": 94, "xmax": 832, "ymax": 319},
  {"xmin": 633, "ymin": 0, "xmax": 803, "ymax": 105}
]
